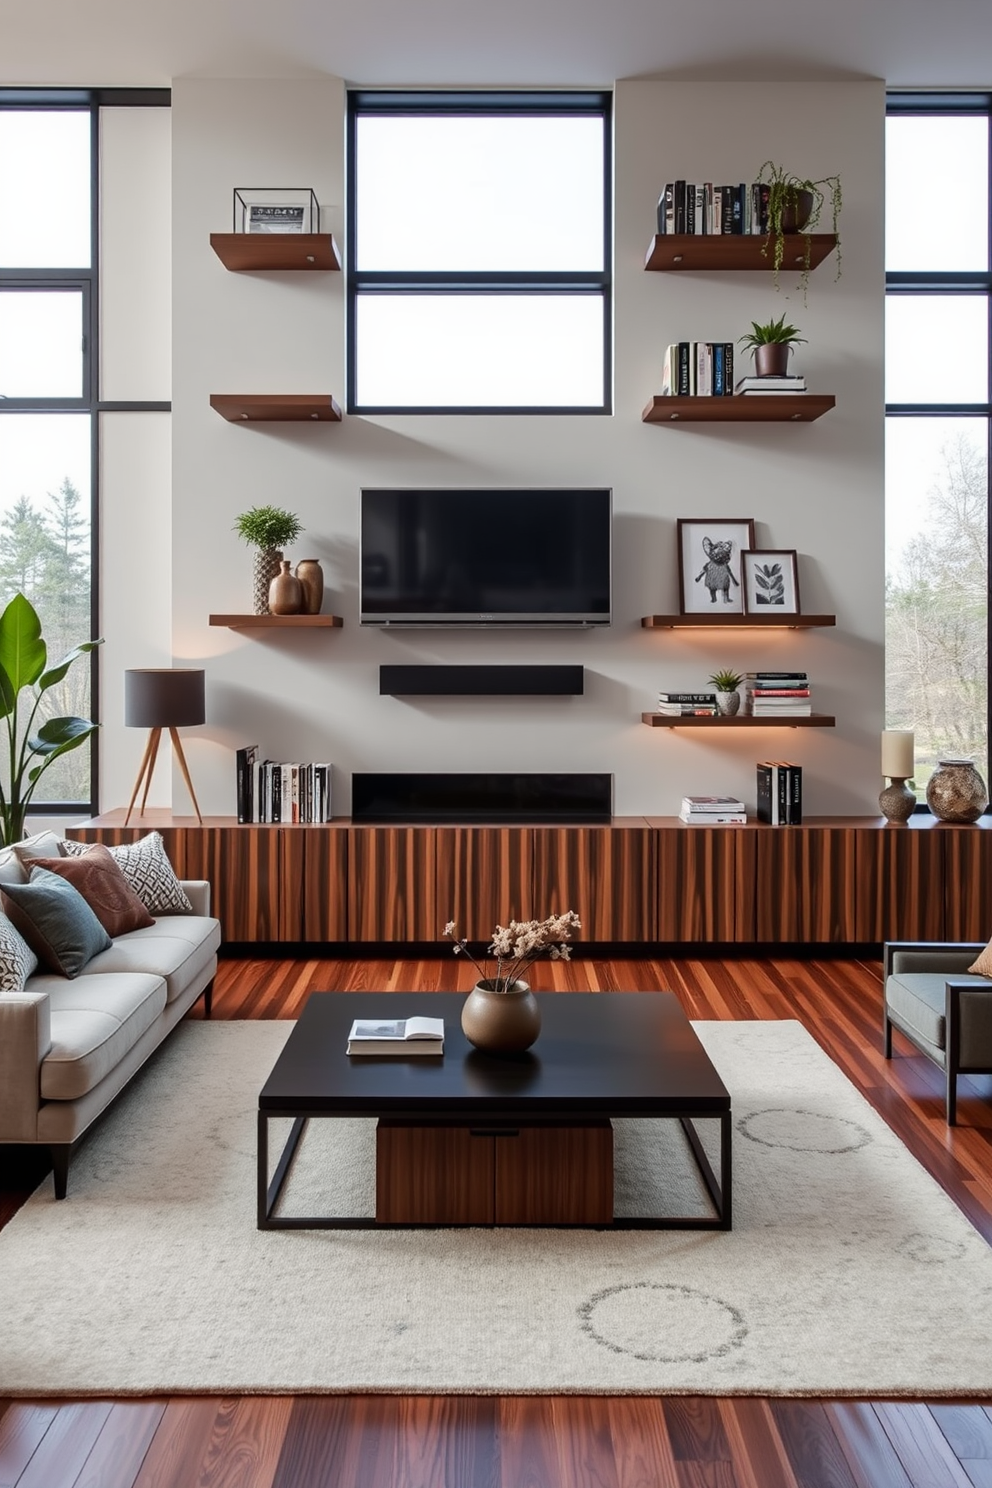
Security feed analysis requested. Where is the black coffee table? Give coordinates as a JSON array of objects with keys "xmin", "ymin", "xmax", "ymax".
[{"xmin": 257, "ymin": 991, "xmax": 732, "ymax": 1231}]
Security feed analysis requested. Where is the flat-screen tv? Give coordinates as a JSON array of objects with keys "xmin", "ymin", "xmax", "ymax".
[{"xmin": 360, "ymin": 488, "xmax": 612, "ymax": 627}]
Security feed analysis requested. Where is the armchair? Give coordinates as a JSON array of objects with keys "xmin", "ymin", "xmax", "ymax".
[{"xmin": 883, "ymin": 941, "xmax": 992, "ymax": 1124}]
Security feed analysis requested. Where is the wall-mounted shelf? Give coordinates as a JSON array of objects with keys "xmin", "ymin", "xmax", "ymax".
[
  {"xmin": 642, "ymin": 712, "xmax": 835, "ymax": 728},
  {"xmin": 380, "ymin": 665, "xmax": 584, "ymax": 696},
  {"xmin": 642, "ymin": 395, "xmax": 834, "ymax": 424},
  {"xmin": 210, "ymin": 232, "xmax": 341, "ymax": 272},
  {"xmin": 209, "ymin": 614, "xmax": 343, "ymax": 629},
  {"xmin": 642, "ymin": 614, "xmax": 836, "ymax": 629},
  {"xmin": 644, "ymin": 234, "xmax": 838, "ymax": 273},
  {"xmin": 209, "ymin": 394, "xmax": 343, "ymax": 423}
]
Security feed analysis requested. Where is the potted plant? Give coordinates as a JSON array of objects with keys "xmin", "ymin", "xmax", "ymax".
[
  {"xmin": 708, "ymin": 668, "xmax": 744, "ymax": 717},
  {"xmin": 756, "ymin": 161, "xmax": 842, "ymax": 297},
  {"xmin": 0, "ymin": 593, "xmax": 102, "ymax": 846},
  {"xmin": 234, "ymin": 505, "xmax": 303, "ymax": 615},
  {"xmin": 738, "ymin": 314, "xmax": 807, "ymax": 379}
]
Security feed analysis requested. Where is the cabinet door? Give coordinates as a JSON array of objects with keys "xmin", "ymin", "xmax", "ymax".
[
  {"xmin": 435, "ymin": 827, "xmax": 534, "ymax": 941},
  {"xmin": 376, "ymin": 1124, "xmax": 494, "ymax": 1224},
  {"xmin": 494, "ymin": 1124, "xmax": 613, "ymax": 1224},
  {"xmin": 654, "ymin": 822, "xmax": 755, "ymax": 942},
  {"xmin": 531, "ymin": 826, "xmax": 655, "ymax": 941},
  {"xmin": 347, "ymin": 826, "xmax": 437, "ymax": 941},
  {"xmin": 754, "ymin": 825, "xmax": 858, "ymax": 942},
  {"xmin": 855, "ymin": 822, "xmax": 945, "ymax": 941},
  {"xmin": 942, "ymin": 820, "xmax": 992, "ymax": 941},
  {"xmin": 300, "ymin": 826, "xmax": 349, "ymax": 940}
]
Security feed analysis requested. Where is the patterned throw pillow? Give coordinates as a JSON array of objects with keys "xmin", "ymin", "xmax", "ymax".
[
  {"xmin": 31, "ymin": 846, "xmax": 155, "ymax": 938},
  {"xmin": 1, "ymin": 868, "xmax": 113, "ymax": 979},
  {"xmin": 0, "ymin": 910, "xmax": 39, "ymax": 991},
  {"xmin": 63, "ymin": 831, "xmax": 192, "ymax": 915}
]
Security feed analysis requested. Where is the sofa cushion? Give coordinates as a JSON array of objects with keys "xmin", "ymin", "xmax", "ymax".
[
  {"xmin": 0, "ymin": 831, "xmax": 67, "ymax": 887},
  {"xmin": 35, "ymin": 971, "xmax": 167, "ymax": 1100},
  {"xmin": 32, "ymin": 846, "xmax": 155, "ymax": 938},
  {"xmin": 80, "ymin": 916, "xmax": 221, "ymax": 1004},
  {"xmin": 63, "ymin": 832, "xmax": 192, "ymax": 915},
  {"xmin": 886, "ymin": 972, "xmax": 992, "ymax": 1051},
  {"xmin": 1, "ymin": 868, "xmax": 113, "ymax": 978},
  {"xmin": 0, "ymin": 910, "xmax": 38, "ymax": 992}
]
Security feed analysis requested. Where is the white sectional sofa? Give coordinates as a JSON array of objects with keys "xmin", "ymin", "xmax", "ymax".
[{"xmin": 0, "ymin": 834, "xmax": 221, "ymax": 1198}]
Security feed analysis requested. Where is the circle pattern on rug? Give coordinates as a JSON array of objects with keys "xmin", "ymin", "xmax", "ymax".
[
  {"xmin": 737, "ymin": 1107, "xmax": 873, "ymax": 1154},
  {"xmin": 578, "ymin": 1282, "xmax": 747, "ymax": 1364},
  {"xmin": 896, "ymin": 1231, "xmax": 968, "ymax": 1265}
]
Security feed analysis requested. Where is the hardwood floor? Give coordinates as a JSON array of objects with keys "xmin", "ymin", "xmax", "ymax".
[{"xmin": 2, "ymin": 950, "xmax": 992, "ymax": 1487}]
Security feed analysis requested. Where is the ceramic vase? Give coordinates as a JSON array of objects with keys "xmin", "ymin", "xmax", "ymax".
[
  {"xmin": 252, "ymin": 548, "xmax": 283, "ymax": 615},
  {"xmin": 925, "ymin": 758, "xmax": 988, "ymax": 824},
  {"xmin": 268, "ymin": 560, "xmax": 303, "ymax": 616},
  {"xmin": 715, "ymin": 691, "xmax": 741, "ymax": 717},
  {"xmin": 295, "ymin": 559, "xmax": 324, "ymax": 615},
  {"xmin": 460, "ymin": 979, "xmax": 541, "ymax": 1054}
]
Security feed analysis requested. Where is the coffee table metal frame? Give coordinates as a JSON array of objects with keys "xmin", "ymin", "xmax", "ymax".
[{"xmin": 257, "ymin": 991, "xmax": 732, "ymax": 1232}]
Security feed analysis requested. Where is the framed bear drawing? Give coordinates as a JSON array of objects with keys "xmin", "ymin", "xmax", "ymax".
[{"xmin": 677, "ymin": 518, "xmax": 755, "ymax": 615}]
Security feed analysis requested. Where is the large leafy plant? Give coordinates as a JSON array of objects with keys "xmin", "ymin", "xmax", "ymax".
[{"xmin": 0, "ymin": 593, "xmax": 102, "ymax": 846}]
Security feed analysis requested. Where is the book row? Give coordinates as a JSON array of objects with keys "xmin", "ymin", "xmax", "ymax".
[
  {"xmin": 662, "ymin": 342, "xmax": 735, "ymax": 398},
  {"xmin": 656, "ymin": 181, "xmax": 775, "ymax": 236},
  {"xmin": 756, "ymin": 762, "xmax": 803, "ymax": 825},
  {"xmin": 236, "ymin": 745, "xmax": 332, "ymax": 824}
]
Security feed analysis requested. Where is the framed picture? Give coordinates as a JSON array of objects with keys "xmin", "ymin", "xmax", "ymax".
[
  {"xmin": 677, "ymin": 518, "xmax": 756, "ymax": 615},
  {"xmin": 245, "ymin": 202, "xmax": 308, "ymax": 234},
  {"xmin": 742, "ymin": 549, "xmax": 801, "ymax": 614}
]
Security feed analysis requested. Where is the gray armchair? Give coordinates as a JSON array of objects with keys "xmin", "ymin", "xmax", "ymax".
[{"xmin": 883, "ymin": 941, "xmax": 992, "ymax": 1124}]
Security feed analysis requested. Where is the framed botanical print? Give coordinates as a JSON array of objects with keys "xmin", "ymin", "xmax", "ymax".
[{"xmin": 742, "ymin": 549, "xmax": 801, "ymax": 615}]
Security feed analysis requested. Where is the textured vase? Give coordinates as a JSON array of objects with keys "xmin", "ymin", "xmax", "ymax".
[
  {"xmin": 879, "ymin": 778, "xmax": 917, "ymax": 823},
  {"xmin": 461, "ymin": 980, "xmax": 541, "ymax": 1054},
  {"xmin": 715, "ymin": 691, "xmax": 741, "ymax": 717},
  {"xmin": 252, "ymin": 548, "xmax": 283, "ymax": 615},
  {"xmin": 295, "ymin": 559, "xmax": 324, "ymax": 615},
  {"xmin": 268, "ymin": 560, "xmax": 303, "ymax": 616},
  {"xmin": 926, "ymin": 758, "xmax": 988, "ymax": 824}
]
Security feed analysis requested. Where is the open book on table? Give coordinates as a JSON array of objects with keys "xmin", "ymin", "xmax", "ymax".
[{"xmin": 346, "ymin": 1016, "xmax": 444, "ymax": 1056}]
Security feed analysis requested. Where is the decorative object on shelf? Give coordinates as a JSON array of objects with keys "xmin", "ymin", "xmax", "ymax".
[
  {"xmin": 677, "ymin": 517, "xmax": 755, "ymax": 615},
  {"xmin": 294, "ymin": 559, "xmax": 324, "ymax": 615},
  {"xmin": 444, "ymin": 912, "xmax": 581, "ymax": 1054},
  {"xmin": 756, "ymin": 161, "xmax": 842, "ymax": 296},
  {"xmin": 268, "ymin": 561, "xmax": 303, "ymax": 616},
  {"xmin": 234, "ymin": 505, "xmax": 303, "ymax": 615},
  {"xmin": 742, "ymin": 549, "xmax": 800, "ymax": 615},
  {"xmin": 925, "ymin": 757, "xmax": 988, "ymax": 824},
  {"xmin": 738, "ymin": 314, "xmax": 806, "ymax": 379},
  {"xmin": 0, "ymin": 593, "xmax": 102, "ymax": 847},
  {"xmin": 708, "ymin": 669, "xmax": 744, "ymax": 717},
  {"xmin": 233, "ymin": 186, "xmax": 318, "ymax": 235},
  {"xmin": 124, "ymin": 669, "xmax": 205, "ymax": 827},
  {"xmin": 879, "ymin": 730, "xmax": 917, "ymax": 823}
]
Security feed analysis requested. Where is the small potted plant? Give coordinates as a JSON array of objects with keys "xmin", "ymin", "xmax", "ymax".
[
  {"xmin": 756, "ymin": 161, "xmax": 842, "ymax": 297},
  {"xmin": 234, "ymin": 505, "xmax": 303, "ymax": 615},
  {"xmin": 708, "ymin": 668, "xmax": 744, "ymax": 717},
  {"xmin": 738, "ymin": 314, "xmax": 806, "ymax": 379}
]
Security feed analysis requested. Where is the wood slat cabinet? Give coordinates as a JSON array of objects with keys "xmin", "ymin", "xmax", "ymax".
[{"xmin": 651, "ymin": 819, "xmax": 755, "ymax": 941}]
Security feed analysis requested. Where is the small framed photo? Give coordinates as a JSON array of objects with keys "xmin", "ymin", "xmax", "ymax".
[
  {"xmin": 246, "ymin": 202, "xmax": 308, "ymax": 234},
  {"xmin": 677, "ymin": 518, "xmax": 756, "ymax": 615},
  {"xmin": 742, "ymin": 550, "xmax": 801, "ymax": 614},
  {"xmin": 233, "ymin": 187, "xmax": 318, "ymax": 235}
]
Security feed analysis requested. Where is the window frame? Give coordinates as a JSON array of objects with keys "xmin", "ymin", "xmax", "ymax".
[{"xmin": 346, "ymin": 89, "xmax": 613, "ymax": 416}]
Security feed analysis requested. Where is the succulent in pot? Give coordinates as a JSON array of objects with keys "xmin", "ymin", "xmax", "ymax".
[
  {"xmin": 738, "ymin": 314, "xmax": 806, "ymax": 379},
  {"xmin": 708, "ymin": 668, "xmax": 744, "ymax": 717}
]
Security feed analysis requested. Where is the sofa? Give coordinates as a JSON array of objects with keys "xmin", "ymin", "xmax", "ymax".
[
  {"xmin": 883, "ymin": 939, "xmax": 992, "ymax": 1124},
  {"xmin": 0, "ymin": 831, "xmax": 221, "ymax": 1198}
]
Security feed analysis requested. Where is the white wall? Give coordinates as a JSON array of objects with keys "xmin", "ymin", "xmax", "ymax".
[{"xmin": 155, "ymin": 75, "xmax": 884, "ymax": 820}]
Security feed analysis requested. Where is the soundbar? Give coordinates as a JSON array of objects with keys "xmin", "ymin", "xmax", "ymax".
[
  {"xmin": 379, "ymin": 665, "xmax": 584, "ymax": 696},
  {"xmin": 351, "ymin": 773, "xmax": 612, "ymax": 824}
]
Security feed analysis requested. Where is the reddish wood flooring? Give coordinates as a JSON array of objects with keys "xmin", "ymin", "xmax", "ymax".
[{"xmin": 2, "ymin": 951, "xmax": 992, "ymax": 1488}]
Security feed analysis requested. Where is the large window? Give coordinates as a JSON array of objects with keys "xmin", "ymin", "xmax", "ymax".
[
  {"xmin": 347, "ymin": 91, "xmax": 612, "ymax": 414},
  {"xmin": 885, "ymin": 96, "xmax": 992, "ymax": 796}
]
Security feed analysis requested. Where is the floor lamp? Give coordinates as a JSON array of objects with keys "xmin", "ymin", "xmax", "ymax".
[{"xmin": 124, "ymin": 669, "xmax": 206, "ymax": 825}]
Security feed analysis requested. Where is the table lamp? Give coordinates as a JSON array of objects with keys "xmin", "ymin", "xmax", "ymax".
[
  {"xmin": 880, "ymin": 730, "xmax": 916, "ymax": 823},
  {"xmin": 124, "ymin": 669, "xmax": 205, "ymax": 825}
]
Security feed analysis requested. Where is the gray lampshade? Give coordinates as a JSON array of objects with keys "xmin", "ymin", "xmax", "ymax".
[{"xmin": 124, "ymin": 669, "xmax": 205, "ymax": 729}]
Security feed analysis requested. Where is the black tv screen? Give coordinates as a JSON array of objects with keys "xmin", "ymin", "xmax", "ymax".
[{"xmin": 360, "ymin": 488, "xmax": 612, "ymax": 627}]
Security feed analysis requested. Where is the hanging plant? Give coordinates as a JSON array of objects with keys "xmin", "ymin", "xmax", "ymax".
[{"xmin": 756, "ymin": 161, "xmax": 842, "ymax": 300}]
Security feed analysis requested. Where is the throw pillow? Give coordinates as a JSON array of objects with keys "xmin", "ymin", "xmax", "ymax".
[
  {"xmin": 1, "ymin": 868, "xmax": 112, "ymax": 979},
  {"xmin": 31, "ymin": 845, "xmax": 155, "ymax": 938},
  {"xmin": 0, "ymin": 830, "xmax": 66, "ymax": 888},
  {"xmin": 63, "ymin": 831, "xmax": 192, "ymax": 915},
  {"xmin": 968, "ymin": 940, "xmax": 992, "ymax": 977},
  {"xmin": 0, "ymin": 910, "xmax": 39, "ymax": 992}
]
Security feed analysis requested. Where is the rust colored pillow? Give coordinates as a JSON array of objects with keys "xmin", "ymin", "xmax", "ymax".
[
  {"xmin": 968, "ymin": 941, "xmax": 992, "ymax": 978},
  {"xmin": 32, "ymin": 845, "xmax": 155, "ymax": 938}
]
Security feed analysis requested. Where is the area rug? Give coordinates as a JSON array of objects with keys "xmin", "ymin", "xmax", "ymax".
[{"xmin": 2, "ymin": 1019, "xmax": 992, "ymax": 1397}]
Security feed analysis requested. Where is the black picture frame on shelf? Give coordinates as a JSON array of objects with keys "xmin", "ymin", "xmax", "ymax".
[
  {"xmin": 677, "ymin": 517, "xmax": 755, "ymax": 615},
  {"xmin": 742, "ymin": 549, "xmax": 801, "ymax": 614}
]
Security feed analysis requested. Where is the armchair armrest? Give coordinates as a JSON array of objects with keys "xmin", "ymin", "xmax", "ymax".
[
  {"xmin": 181, "ymin": 881, "xmax": 211, "ymax": 916},
  {"xmin": 0, "ymin": 990, "xmax": 51, "ymax": 1142},
  {"xmin": 884, "ymin": 941, "xmax": 985, "ymax": 978}
]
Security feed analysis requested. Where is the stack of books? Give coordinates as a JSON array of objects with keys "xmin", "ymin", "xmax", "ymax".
[
  {"xmin": 735, "ymin": 375, "xmax": 807, "ymax": 396},
  {"xmin": 656, "ymin": 181, "xmax": 772, "ymax": 236},
  {"xmin": 662, "ymin": 342, "xmax": 735, "ymax": 397},
  {"xmin": 679, "ymin": 795, "xmax": 747, "ymax": 825},
  {"xmin": 756, "ymin": 763, "xmax": 803, "ymax": 825},
  {"xmin": 658, "ymin": 691, "xmax": 717, "ymax": 717},
  {"xmin": 745, "ymin": 673, "xmax": 812, "ymax": 717},
  {"xmin": 236, "ymin": 745, "xmax": 333, "ymax": 823}
]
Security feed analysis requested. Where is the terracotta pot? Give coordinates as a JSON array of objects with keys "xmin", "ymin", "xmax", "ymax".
[
  {"xmin": 268, "ymin": 560, "xmax": 303, "ymax": 616},
  {"xmin": 252, "ymin": 548, "xmax": 283, "ymax": 615},
  {"xmin": 754, "ymin": 343, "xmax": 792, "ymax": 378},
  {"xmin": 295, "ymin": 559, "xmax": 324, "ymax": 615},
  {"xmin": 460, "ymin": 979, "xmax": 541, "ymax": 1054},
  {"xmin": 925, "ymin": 758, "xmax": 988, "ymax": 824}
]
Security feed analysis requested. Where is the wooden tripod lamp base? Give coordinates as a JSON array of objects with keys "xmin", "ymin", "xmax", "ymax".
[{"xmin": 124, "ymin": 670, "xmax": 205, "ymax": 826}]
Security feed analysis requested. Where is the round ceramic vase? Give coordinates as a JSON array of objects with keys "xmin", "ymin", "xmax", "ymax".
[
  {"xmin": 268, "ymin": 560, "xmax": 303, "ymax": 616},
  {"xmin": 925, "ymin": 758, "xmax": 988, "ymax": 824},
  {"xmin": 460, "ymin": 979, "xmax": 541, "ymax": 1054}
]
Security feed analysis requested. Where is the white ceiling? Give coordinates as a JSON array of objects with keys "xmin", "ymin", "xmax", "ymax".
[{"xmin": 0, "ymin": 0, "xmax": 989, "ymax": 89}]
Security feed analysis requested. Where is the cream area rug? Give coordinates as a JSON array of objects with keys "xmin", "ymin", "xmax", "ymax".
[{"xmin": 2, "ymin": 1019, "xmax": 992, "ymax": 1397}]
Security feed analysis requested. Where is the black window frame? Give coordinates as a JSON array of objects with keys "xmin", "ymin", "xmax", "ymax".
[
  {"xmin": 0, "ymin": 87, "xmax": 171, "ymax": 820},
  {"xmin": 346, "ymin": 89, "xmax": 613, "ymax": 416}
]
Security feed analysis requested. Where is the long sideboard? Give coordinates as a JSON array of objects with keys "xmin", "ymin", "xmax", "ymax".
[{"xmin": 65, "ymin": 811, "xmax": 992, "ymax": 946}]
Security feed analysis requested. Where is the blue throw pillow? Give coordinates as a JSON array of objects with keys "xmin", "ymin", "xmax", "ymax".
[{"xmin": 1, "ymin": 866, "xmax": 113, "ymax": 978}]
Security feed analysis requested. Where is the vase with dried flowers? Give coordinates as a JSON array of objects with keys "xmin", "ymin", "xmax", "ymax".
[{"xmin": 444, "ymin": 911, "xmax": 581, "ymax": 1053}]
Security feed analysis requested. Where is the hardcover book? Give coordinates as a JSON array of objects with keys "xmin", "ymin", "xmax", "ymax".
[{"xmin": 347, "ymin": 1016, "xmax": 445, "ymax": 1056}]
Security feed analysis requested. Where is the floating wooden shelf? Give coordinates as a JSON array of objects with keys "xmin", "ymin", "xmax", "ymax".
[
  {"xmin": 644, "ymin": 233, "xmax": 838, "ymax": 273},
  {"xmin": 642, "ymin": 395, "xmax": 834, "ymax": 424},
  {"xmin": 210, "ymin": 394, "xmax": 343, "ymax": 423},
  {"xmin": 209, "ymin": 614, "xmax": 343, "ymax": 629},
  {"xmin": 641, "ymin": 613, "xmax": 836, "ymax": 629},
  {"xmin": 642, "ymin": 712, "xmax": 835, "ymax": 728},
  {"xmin": 210, "ymin": 233, "xmax": 341, "ymax": 271}
]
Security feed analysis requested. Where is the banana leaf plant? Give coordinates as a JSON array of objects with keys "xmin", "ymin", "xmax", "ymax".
[{"xmin": 0, "ymin": 593, "xmax": 103, "ymax": 847}]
